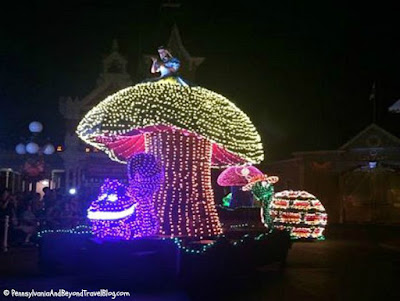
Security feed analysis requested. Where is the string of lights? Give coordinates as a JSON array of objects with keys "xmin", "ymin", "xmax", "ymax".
[
  {"xmin": 37, "ymin": 226, "xmax": 280, "ymax": 255},
  {"xmin": 37, "ymin": 225, "xmax": 92, "ymax": 238},
  {"xmin": 270, "ymin": 190, "xmax": 327, "ymax": 240}
]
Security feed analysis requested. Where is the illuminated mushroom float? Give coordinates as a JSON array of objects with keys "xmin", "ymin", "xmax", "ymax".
[{"xmin": 77, "ymin": 77, "xmax": 264, "ymax": 238}]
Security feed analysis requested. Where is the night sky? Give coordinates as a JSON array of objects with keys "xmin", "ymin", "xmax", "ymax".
[{"xmin": 1, "ymin": 1, "xmax": 399, "ymax": 161}]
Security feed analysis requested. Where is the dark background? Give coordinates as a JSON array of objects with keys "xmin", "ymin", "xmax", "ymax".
[{"xmin": 0, "ymin": 0, "xmax": 399, "ymax": 161}]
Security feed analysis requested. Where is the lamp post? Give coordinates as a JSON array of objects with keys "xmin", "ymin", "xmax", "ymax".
[{"xmin": 15, "ymin": 121, "xmax": 55, "ymax": 192}]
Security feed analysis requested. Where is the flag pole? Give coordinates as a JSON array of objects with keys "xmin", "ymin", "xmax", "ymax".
[{"xmin": 370, "ymin": 82, "xmax": 376, "ymax": 123}]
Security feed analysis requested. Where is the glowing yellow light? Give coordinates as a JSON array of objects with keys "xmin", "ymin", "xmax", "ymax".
[{"xmin": 76, "ymin": 79, "xmax": 264, "ymax": 165}]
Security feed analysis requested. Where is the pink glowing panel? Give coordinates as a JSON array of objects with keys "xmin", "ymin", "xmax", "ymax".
[
  {"xmin": 96, "ymin": 134, "xmax": 146, "ymax": 159},
  {"xmin": 217, "ymin": 165, "xmax": 264, "ymax": 187},
  {"xmin": 96, "ymin": 125, "xmax": 247, "ymax": 167},
  {"xmin": 211, "ymin": 143, "xmax": 247, "ymax": 166}
]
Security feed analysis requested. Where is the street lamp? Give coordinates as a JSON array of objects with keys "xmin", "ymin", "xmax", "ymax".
[
  {"xmin": 15, "ymin": 121, "xmax": 55, "ymax": 156},
  {"xmin": 15, "ymin": 121, "xmax": 56, "ymax": 190}
]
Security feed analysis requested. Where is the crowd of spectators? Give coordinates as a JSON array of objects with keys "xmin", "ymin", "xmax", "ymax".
[{"xmin": 0, "ymin": 187, "xmax": 90, "ymax": 248}]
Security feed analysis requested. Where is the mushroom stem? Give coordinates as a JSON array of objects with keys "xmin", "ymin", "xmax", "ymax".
[{"xmin": 145, "ymin": 129, "xmax": 223, "ymax": 237}]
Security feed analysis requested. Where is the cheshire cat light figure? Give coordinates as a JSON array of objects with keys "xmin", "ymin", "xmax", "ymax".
[
  {"xmin": 87, "ymin": 179, "xmax": 139, "ymax": 240},
  {"xmin": 77, "ymin": 49, "xmax": 264, "ymax": 238},
  {"xmin": 242, "ymin": 174, "xmax": 279, "ymax": 230},
  {"xmin": 87, "ymin": 154, "xmax": 163, "ymax": 240}
]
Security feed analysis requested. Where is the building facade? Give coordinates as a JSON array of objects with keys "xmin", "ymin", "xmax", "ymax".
[{"xmin": 265, "ymin": 123, "xmax": 400, "ymax": 224}]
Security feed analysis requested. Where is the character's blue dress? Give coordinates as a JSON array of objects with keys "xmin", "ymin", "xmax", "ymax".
[{"xmin": 144, "ymin": 57, "xmax": 193, "ymax": 87}]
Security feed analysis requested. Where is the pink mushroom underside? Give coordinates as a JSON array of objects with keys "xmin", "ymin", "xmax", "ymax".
[{"xmin": 96, "ymin": 125, "xmax": 246, "ymax": 166}]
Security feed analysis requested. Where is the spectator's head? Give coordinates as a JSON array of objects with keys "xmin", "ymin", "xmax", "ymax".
[{"xmin": 42, "ymin": 187, "xmax": 51, "ymax": 195}]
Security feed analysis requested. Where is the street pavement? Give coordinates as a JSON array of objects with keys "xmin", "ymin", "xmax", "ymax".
[{"xmin": 0, "ymin": 225, "xmax": 399, "ymax": 300}]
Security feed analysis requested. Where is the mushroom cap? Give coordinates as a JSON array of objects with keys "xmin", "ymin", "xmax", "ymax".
[
  {"xmin": 241, "ymin": 174, "xmax": 279, "ymax": 191},
  {"xmin": 217, "ymin": 165, "xmax": 263, "ymax": 186},
  {"xmin": 76, "ymin": 79, "xmax": 264, "ymax": 167}
]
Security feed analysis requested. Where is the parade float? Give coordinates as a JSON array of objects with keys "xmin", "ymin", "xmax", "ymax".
[{"xmin": 38, "ymin": 46, "xmax": 294, "ymax": 283}]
